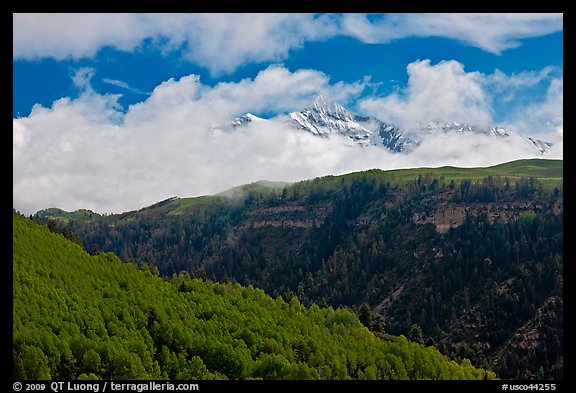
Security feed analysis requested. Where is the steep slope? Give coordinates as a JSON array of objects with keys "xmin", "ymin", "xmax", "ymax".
[
  {"xmin": 231, "ymin": 113, "xmax": 267, "ymax": 127},
  {"xmin": 34, "ymin": 159, "xmax": 563, "ymax": 379},
  {"xmin": 287, "ymin": 96, "xmax": 370, "ymax": 139},
  {"xmin": 285, "ymin": 95, "xmax": 411, "ymax": 152},
  {"xmin": 283, "ymin": 95, "xmax": 410, "ymax": 152},
  {"xmin": 13, "ymin": 212, "xmax": 493, "ymax": 380},
  {"xmin": 525, "ymin": 138, "xmax": 553, "ymax": 154}
]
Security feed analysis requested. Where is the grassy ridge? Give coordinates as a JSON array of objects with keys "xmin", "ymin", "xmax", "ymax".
[
  {"xmin": 166, "ymin": 181, "xmax": 290, "ymax": 216},
  {"xmin": 35, "ymin": 159, "xmax": 562, "ymax": 220},
  {"xmin": 317, "ymin": 159, "xmax": 562, "ymax": 186},
  {"xmin": 33, "ymin": 208, "xmax": 101, "ymax": 223}
]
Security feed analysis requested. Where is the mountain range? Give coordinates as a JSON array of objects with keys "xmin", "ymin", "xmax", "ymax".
[{"xmin": 213, "ymin": 96, "xmax": 552, "ymax": 154}]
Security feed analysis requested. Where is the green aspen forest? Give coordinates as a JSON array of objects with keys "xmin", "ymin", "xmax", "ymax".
[{"xmin": 13, "ymin": 212, "xmax": 495, "ymax": 380}]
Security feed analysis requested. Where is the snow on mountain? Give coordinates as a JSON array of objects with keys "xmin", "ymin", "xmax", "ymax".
[
  {"xmin": 525, "ymin": 137, "xmax": 553, "ymax": 154},
  {"xmin": 212, "ymin": 96, "xmax": 552, "ymax": 155},
  {"xmin": 285, "ymin": 96, "xmax": 371, "ymax": 144},
  {"xmin": 231, "ymin": 113, "xmax": 266, "ymax": 127},
  {"xmin": 284, "ymin": 95, "xmax": 411, "ymax": 152},
  {"xmin": 411, "ymin": 121, "xmax": 552, "ymax": 154},
  {"xmin": 211, "ymin": 113, "xmax": 267, "ymax": 134},
  {"xmin": 419, "ymin": 121, "xmax": 513, "ymax": 137}
]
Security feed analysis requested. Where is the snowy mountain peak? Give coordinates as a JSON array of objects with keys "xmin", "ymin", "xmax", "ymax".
[
  {"xmin": 287, "ymin": 96, "xmax": 409, "ymax": 151},
  {"xmin": 231, "ymin": 113, "xmax": 265, "ymax": 127},
  {"xmin": 288, "ymin": 96, "xmax": 367, "ymax": 138},
  {"xmin": 306, "ymin": 95, "xmax": 355, "ymax": 122},
  {"xmin": 245, "ymin": 113, "xmax": 265, "ymax": 122}
]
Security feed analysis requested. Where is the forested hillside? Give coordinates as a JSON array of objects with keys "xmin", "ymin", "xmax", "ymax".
[
  {"xmin": 34, "ymin": 159, "xmax": 563, "ymax": 379},
  {"xmin": 13, "ymin": 212, "xmax": 494, "ymax": 380}
]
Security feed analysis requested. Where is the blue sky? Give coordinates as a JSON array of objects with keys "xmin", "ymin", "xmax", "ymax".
[
  {"xmin": 13, "ymin": 13, "xmax": 563, "ymax": 215},
  {"xmin": 13, "ymin": 17, "xmax": 563, "ymax": 121}
]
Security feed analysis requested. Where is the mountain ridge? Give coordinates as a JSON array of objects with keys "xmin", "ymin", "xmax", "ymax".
[
  {"xmin": 33, "ymin": 158, "xmax": 562, "ymax": 218},
  {"xmin": 213, "ymin": 96, "xmax": 552, "ymax": 155}
]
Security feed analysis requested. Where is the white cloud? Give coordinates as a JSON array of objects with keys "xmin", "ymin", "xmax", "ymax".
[
  {"xmin": 153, "ymin": 13, "xmax": 339, "ymax": 74},
  {"xmin": 13, "ymin": 13, "xmax": 337, "ymax": 75},
  {"xmin": 359, "ymin": 59, "xmax": 492, "ymax": 129},
  {"xmin": 13, "ymin": 64, "xmax": 558, "ymax": 217},
  {"xmin": 13, "ymin": 14, "xmax": 150, "ymax": 60},
  {"xmin": 357, "ymin": 60, "xmax": 563, "ymax": 139},
  {"xmin": 71, "ymin": 67, "xmax": 96, "ymax": 93},
  {"xmin": 14, "ymin": 13, "xmax": 562, "ymax": 74},
  {"xmin": 504, "ymin": 77, "xmax": 563, "ymax": 140},
  {"xmin": 341, "ymin": 13, "xmax": 562, "ymax": 54},
  {"xmin": 483, "ymin": 67, "xmax": 555, "ymax": 93},
  {"xmin": 12, "ymin": 65, "xmax": 366, "ymax": 215},
  {"xmin": 102, "ymin": 78, "xmax": 149, "ymax": 95},
  {"xmin": 476, "ymin": 67, "xmax": 563, "ymax": 139}
]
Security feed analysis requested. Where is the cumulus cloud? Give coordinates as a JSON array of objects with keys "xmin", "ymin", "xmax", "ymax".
[
  {"xmin": 359, "ymin": 59, "xmax": 492, "ymax": 129},
  {"xmin": 14, "ymin": 13, "xmax": 562, "ymax": 74},
  {"xmin": 357, "ymin": 60, "xmax": 563, "ymax": 139},
  {"xmin": 13, "ymin": 65, "xmax": 366, "ymax": 215},
  {"xmin": 13, "ymin": 64, "xmax": 558, "ymax": 216}
]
